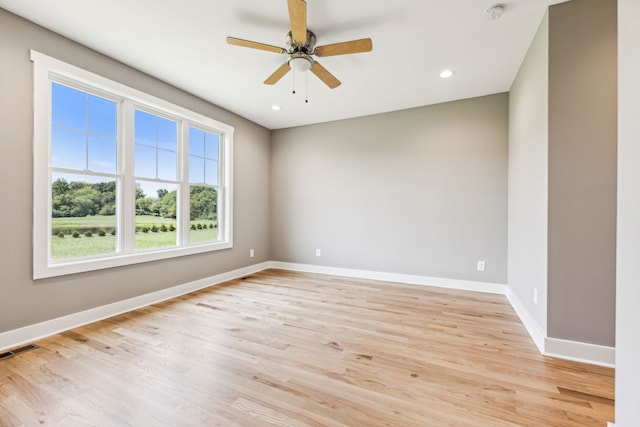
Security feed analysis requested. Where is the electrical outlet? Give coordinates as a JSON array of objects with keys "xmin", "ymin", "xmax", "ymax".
[
  {"xmin": 533, "ymin": 288, "xmax": 538, "ymax": 305},
  {"xmin": 476, "ymin": 260, "xmax": 485, "ymax": 271},
  {"xmin": 315, "ymin": 248, "xmax": 321, "ymax": 257},
  {"xmin": 249, "ymin": 249, "xmax": 254, "ymax": 258}
]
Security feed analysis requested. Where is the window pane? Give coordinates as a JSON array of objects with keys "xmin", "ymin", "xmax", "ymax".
[
  {"xmin": 189, "ymin": 185, "xmax": 218, "ymax": 244},
  {"xmin": 205, "ymin": 132, "xmax": 219, "ymax": 159},
  {"xmin": 189, "ymin": 155, "xmax": 204, "ymax": 183},
  {"xmin": 157, "ymin": 118, "xmax": 177, "ymax": 151},
  {"xmin": 51, "ymin": 172, "xmax": 117, "ymax": 260},
  {"xmin": 88, "ymin": 95, "xmax": 117, "ymax": 137},
  {"xmin": 51, "ymin": 127, "xmax": 86, "ymax": 169},
  {"xmin": 135, "ymin": 144, "xmax": 156, "ymax": 179},
  {"xmin": 157, "ymin": 150, "xmax": 177, "ymax": 181},
  {"xmin": 135, "ymin": 110, "xmax": 156, "ymax": 147},
  {"xmin": 189, "ymin": 128, "xmax": 205, "ymax": 157},
  {"xmin": 135, "ymin": 181, "xmax": 177, "ymax": 251},
  {"xmin": 51, "ymin": 83, "xmax": 118, "ymax": 174},
  {"xmin": 88, "ymin": 136, "xmax": 117, "ymax": 174},
  {"xmin": 135, "ymin": 110, "xmax": 177, "ymax": 180},
  {"xmin": 52, "ymin": 83, "xmax": 86, "ymax": 130},
  {"xmin": 204, "ymin": 159, "xmax": 218, "ymax": 186}
]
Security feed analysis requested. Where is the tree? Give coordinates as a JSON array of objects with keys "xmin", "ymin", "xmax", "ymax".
[
  {"xmin": 158, "ymin": 190, "xmax": 177, "ymax": 218},
  {"xmin": 93, "ymin": 181, "xmax": 116, "ymax": 215},
  {"xmin": 135, "ymin": 185, "xmax": 146, "ymax": 200},
  {"xmin": 52, "ymin": 180, "xmax": 114, "ymax": 217},
  {"xmin": 190, "ymin": 186, "xmax": 217, "ymax": 220},
  {"xmin": 136, "ymin": 197, "xmax": 155, "ymax": 215},
  {"xmin": 68, "ymin": 186, "xmax": 102, "ymax": 217},
  {"xmin": 52, "ymin": 192, "xmax": 74, "ymax": 217},
  {"xmin": 52, "ymin": 178, "xmax": 70, "ymax": 197},
  {"xmin": 69, "ymin": 181, "xmax": 86, "ymax": 191}
]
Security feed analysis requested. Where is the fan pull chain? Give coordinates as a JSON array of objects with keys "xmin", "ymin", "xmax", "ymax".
[
  {"xmin": 305, "ymin": 71, "xmax": 309, "ymax": 103},
  {"xmin": 292, "ymin": 69, "xmax": 296, "ymax": 95}
]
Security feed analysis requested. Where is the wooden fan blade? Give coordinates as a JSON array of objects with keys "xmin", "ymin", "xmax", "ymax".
[
  {"xmin": 288, "ymin": 0, "xmax": 307, "ymax": 44},
  {"xmin": 314, "ymin": 38, "xmax": 373, "ymax": 57},
  {"xmin": 264, "ymin": 62, "xmax": 292, "ymax": 85},
  {"xmin": 227, "ymin": 37, "xmax": 286, "ymax": 54},
  {"xmin": 310, "ymin": 62, "xmax": 341, "ymax": 89}
]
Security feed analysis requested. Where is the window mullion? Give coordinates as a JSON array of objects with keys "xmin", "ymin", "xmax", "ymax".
[
  {"xmin": 121, "ymin": 100, "xmax": 136, "ymax": 253},
  {"xmin": 179, "ymin": 120, "xmax": 190, "ymax": 246},
  {"xmin": 217, "ymin": 134, "xmax": 225, "ymax": 242}
]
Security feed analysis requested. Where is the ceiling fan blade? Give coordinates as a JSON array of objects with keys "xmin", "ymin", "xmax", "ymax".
[
  {"xmin": 310, "ymin": 62, "xmax": 341, "ymax": 89},
  {"xmin": 264, "ymin": 62, "xmax": 292, "ymax": 85},
  {"xmin": 227, "ymin": 37, "xmax": 286, "ymax": 54},
  {"xmin": 288, "ymin": 0, "xmax": 307, "ymax": 44},
  {"xmin": 314, "ymin": 38, "xmax": 373, "ymax": 57}
]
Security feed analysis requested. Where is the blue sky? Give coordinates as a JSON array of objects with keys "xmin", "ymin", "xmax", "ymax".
[{"xmin": 51, "ymin": 82, "xmax": 220, "ymax": 199}]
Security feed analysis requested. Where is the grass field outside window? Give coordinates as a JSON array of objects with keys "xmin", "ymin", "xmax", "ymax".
[{"xmin": 51, "ymin": 215, "xmax": 217, "ymax": 259}]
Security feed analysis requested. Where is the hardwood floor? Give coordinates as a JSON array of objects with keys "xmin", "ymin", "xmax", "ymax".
[{"xmin": 0, "ymin": 269, "xmax": 614, "ymax": 426}]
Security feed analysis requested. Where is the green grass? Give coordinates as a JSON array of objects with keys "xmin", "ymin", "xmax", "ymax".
[
  {"xmin": 51, "ymin": 215, "xmax": 119, "ymax": 228},
  {"xmin": 51, "ymin": 215, "xmax": 218, "ymax": 259},
  {"xmin": 52, "ymin": 234, "xmax": 117, "ymax": 259}
]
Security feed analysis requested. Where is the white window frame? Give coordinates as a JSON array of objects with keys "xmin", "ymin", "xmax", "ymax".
[{"xmin": 32, "ymin": 51, "xmax": 234, "ymax": 279}]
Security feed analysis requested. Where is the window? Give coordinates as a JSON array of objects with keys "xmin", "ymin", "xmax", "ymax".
[{"xmin": 32, "ymin": 51, "xmax": 233, "ymax": 279}]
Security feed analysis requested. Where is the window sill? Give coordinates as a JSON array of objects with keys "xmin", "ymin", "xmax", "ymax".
[{"xmin": 34, "ymin": 241, "xmax": 232, "ymax": 280}]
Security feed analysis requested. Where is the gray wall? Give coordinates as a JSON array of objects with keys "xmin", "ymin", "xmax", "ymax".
[
  {"xmin": 271, "ymin": 94, "xmax": 508, "ymax": 283},
  {"xmin": 507, "ymin": 0, "xmax": 617, "ymax": 349},
  {"xmin": 508, "ymin": 13, "xmax": 549, "ymax": 333},
  {"xmin": 616, "ymin": 0, "xmax": 640, "ymax": 424},
  {"xmin": 0, "ymin": 9, "xmax": 271, "ymax": 333},
  {"xmin": 547, "ymin": 0, "xmax": 617, "ymax": 346}
]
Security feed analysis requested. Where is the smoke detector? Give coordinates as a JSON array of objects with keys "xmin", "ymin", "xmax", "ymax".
[{"xmin": 485, "ymin": 5, "xmax": 505, "ymax": 20}]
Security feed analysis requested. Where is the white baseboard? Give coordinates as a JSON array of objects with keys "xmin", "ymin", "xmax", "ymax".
[
  {"xmin": 269, "ymin": 261, "xmax": 507, "ymax": 295},
  {"xmin": 504, "ymin": 286, "xmax": 615, "ymax": 368},
  {"xmin": 505, "ymin": 288, "xmax": 546, "ymax": 354},
  {"xmin": 545, "ymin": 337, "xmax": 615, "ymax": 368},
  {"xmin": 0, "ymin": 262, "xmax": 270, "ymax": 352}
]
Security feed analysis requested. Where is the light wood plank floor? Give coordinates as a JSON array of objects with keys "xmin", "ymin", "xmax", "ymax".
[{"xmin": 0, "ymin": 269, "xmax": 614, "ymax": 426}]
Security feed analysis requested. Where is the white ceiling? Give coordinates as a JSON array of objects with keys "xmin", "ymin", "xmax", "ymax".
[{"xmin": 0, "ymin": 0, "xmax": 567, "ymax": 130}]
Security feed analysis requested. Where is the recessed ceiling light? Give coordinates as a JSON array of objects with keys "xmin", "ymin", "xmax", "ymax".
[
  {"xmin": 440, "ymin": 69, "xmax": 455, "ymax": 79},
  {"xmin": 271, "ymin": 105, "xmax": 281, "ymax": 111}
]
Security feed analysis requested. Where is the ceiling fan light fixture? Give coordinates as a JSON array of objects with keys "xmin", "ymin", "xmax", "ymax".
[{"xmin": 289, "ymin": 55, "xmax": 313, "ymax": 72}]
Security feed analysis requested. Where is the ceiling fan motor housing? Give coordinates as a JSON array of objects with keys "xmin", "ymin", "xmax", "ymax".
[
  {"xmin": 285, "ymin": 30, "xmax": 316, "ymax": 72},
  {"xmin": 286, "ymin": 30, "xmax": 316, "ymax": 54}
]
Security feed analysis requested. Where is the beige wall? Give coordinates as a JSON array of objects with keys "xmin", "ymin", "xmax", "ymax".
[
  {"xmin": 617, "ymin": 0, "xmax": 640, "ymax": 423},
  {"xmin": 547, "ymin": 0, "xmax": 617, "ymax": 346},
  {"xmin": 271, "ymin": 94, "xmax": 508, "ymax": 283},
  {"xmin": 508, "ymin": 12, "xmax": 549, "ymax": 333},
  {"xmin": 0, "ymin": 9, "xmax": 271, "ymax": 333}
]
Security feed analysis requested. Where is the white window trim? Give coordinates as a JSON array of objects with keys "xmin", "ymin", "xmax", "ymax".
[{"xmin": 32, "ymin": 50, "xmax": 234, "ymax": 280}]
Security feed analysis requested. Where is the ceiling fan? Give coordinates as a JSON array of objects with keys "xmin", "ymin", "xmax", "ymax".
[{"xmin": 227, "ymin": 0, "xmax": 373, "ymax": 89}]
